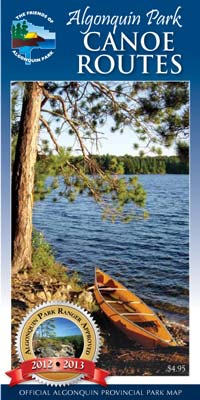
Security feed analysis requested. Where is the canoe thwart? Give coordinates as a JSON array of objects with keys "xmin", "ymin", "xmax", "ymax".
[
  {"xmin": 105, "ymin": 300, "xmax": 141, "ymax": 304},
  {"xmin": 119, "ymin": 313, "xmax": 154, "ymax": 316},
  {"xmin": 98, "ymin": 288, "xmax": 127, "ymax": 291}
]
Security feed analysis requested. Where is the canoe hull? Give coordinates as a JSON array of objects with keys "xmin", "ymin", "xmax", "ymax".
[{"xmin": 94, "ymin": 268, "xmax": 177, "ymax": 348}]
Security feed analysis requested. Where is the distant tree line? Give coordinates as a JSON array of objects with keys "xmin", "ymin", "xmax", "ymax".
[
  {"xmin": 12, "ymin": 21, "xmax": 28, "ymax": 40},
  {"xmin": 60, "ymin": 335, "xmax": 83, "ymax": 357},
  {"xmin": 70, "ymin": 155, "xmax": 189, "ymax": 175},
  {"xmin": 11, "ymin": 81, "xmax": 189, "ymax": 273}
]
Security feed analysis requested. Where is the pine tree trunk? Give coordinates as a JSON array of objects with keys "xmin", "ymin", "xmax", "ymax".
[{"xmin": 12, "ymin": 82, "xmax": 43, "ymax": 274}]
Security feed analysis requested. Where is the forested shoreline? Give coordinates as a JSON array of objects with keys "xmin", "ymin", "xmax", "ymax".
[
  {"xmin": 11, "ymin": 82, "xmax": 189, "ymax": 373},
  {"xmin": 70, "ymin": 155, "xmax": 189, "ymax": 175}
]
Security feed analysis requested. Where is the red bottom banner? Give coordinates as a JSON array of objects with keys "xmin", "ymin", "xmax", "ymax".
[{"xmin": 6, "ymin": 357, "xmax": 110, "ymax": 386}]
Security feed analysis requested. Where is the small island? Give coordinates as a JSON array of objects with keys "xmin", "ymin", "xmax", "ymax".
[
  {"xmin": 12, "ymin": 33, "xmax": 45, "ymax": 48},
  {"xmin": 12, "ymin": 20, "xmax": 45, "ymax": 48}
]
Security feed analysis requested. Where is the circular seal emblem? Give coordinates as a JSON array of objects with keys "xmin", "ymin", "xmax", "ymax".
[
  {"xmin": 16, "ymin": 302, "xmax": 101, "ymax": 385},
  {"xmin": 11, "ymin": 11, "xmax": 56, "ymax": 65}
]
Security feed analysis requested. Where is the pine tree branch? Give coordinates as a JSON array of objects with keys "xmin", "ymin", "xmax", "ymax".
[
  {"xmin": 39, "ymin": 116, "xmax": 61, "ymax": 153},
  {"xmin": 41, "ymin": 87, "xmax": 89, "ymax": 161},
  {"xmin": 39, "ymin": 115, "xmax": 103, "ymax": 201}
]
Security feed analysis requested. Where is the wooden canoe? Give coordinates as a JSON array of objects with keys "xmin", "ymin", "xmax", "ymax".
[{"xmin": 94, "ymin": 268, "xmax": 177, "ymax": 348}]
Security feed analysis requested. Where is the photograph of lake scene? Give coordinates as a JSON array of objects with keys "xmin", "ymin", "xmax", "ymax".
[
  {"xmin": 33, "ymin": 317, "xmax": 84, "ymax": 359},
  {"xmin": 11, "ymin": 81, "xmax": 189, "ymax": 375}
]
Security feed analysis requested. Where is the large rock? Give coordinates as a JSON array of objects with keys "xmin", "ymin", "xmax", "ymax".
[{"xmin": 34, "ymin": 343, "xmax": 75, "ymax": 358}]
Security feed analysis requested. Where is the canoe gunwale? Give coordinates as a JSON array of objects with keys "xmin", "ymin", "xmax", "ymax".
[{"xmin": 94, "ymin": 268, "xmax": 177, "ymax": 347}]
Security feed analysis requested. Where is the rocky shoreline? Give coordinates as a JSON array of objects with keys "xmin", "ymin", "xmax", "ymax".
[{"xmin": 12, "ymin": 273, "xmax": 189, "ymax": 376}]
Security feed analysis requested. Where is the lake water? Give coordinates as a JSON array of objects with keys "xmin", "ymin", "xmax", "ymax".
[
  {"xmin": 18, "ymin": 39, "xmax": 56, "ymax": 65},
  {"xmin": 33, "ymin": 175, "xmax": 189, "ymax": 325}
]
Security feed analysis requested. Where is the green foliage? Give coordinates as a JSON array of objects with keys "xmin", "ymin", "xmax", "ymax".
[
  {"xmin": 31, "ymin": 230, "xmax": 84, "ymax": 291},
  {"xmin": 34, "ymin": 148, "xmax": 72, "ymax": 201},
  {"xmin": 36, "ymin": 320, "xmax": 56, "ymax": 338},
  {"xmin": 108, "ymin": 157, "xmax": 125, "ymax": 174},
  {"xmin": 33, "ymin": 335, "xmax": 84, "ymax": 358},
  {"xmin": 21, "ymin": 20, "xmax": 28, "ymax": 37},
  {"xmin": 62, "ymin": 335, "xmax": 84, "ymax": 357},
  {"xmin": 37, "ymin": 338, "xmax": 62, "ymax": 351},
  {"xmin": 12, "ymin": 81, "xmax": 189, "ymax": 223},
  {"xmin": 71, "ymin": 154, "xmax": 189, "ymax": 175},
  {"xmin": 32, "ymin": 229, "xmax": 67, "ymax": 280},
  {"xmin": 12, "ymin": 24, "xmax": 16, "ymax": 38},
  {"xmin": 12, "ymin": 21, "xmax": 28, "ymax": 39},
  {"xmin": 176, "ymin": 141, "xmax": 189, "ymax": 165},
  {"xmin": 33, "ymin": 153, "xmax": 188, "ymax": 223}
]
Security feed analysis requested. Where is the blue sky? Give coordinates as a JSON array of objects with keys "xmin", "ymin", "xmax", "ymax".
[
  {"xmin": 83, "ymin": 128, "xmax": 176, "ymax": 156},
  {"xmin": 49, "ymin": 317, "xmax": 82, "ymax": 337},
  {"xmin": 13, "ymin": 20, "xmax": 55, "ymax": 39},
  {"xmin": 40, "ymin": 121, "xmax": 177, "ymax": 156},
  {"xmin": 12, "ymin": 83, "xmax": 180, "ymax": 157}
]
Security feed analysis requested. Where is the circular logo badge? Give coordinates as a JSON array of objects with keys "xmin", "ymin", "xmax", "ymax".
[
  {"xmin": 11, "ymin": 11, "xmax": 56, "ymax": 65},
  {"xmin": 16, "ymin": 302, "xmax": 101, "ymax": 385}
]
